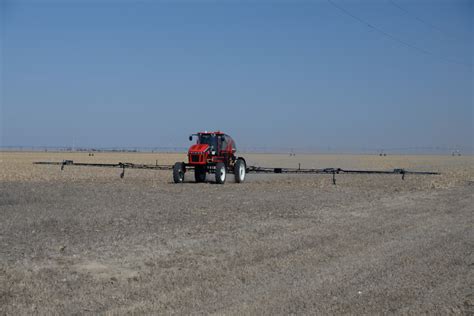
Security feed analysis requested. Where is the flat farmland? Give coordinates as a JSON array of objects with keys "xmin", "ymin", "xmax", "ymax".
[{"xmin": 1, "ymin": 151, "xmax": 473, "ymax": 314}]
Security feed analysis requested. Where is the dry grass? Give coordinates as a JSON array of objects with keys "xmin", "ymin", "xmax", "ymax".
[
  {"xmin": 1, "ymin": 151, "xmax": 473, "ymax": 314},
  {"xmin": 1, "ymin": 151, "xmax": 472, "ymax": 187}
]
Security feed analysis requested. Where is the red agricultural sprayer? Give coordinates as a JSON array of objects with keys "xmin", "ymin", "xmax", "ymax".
[
  {"xmin": 34, "ymin": 131, "xmax": 440, "ymax": 185},
  {"xmin": 172, "ymin": 131, "xmax": 246, "ymax": 184}
]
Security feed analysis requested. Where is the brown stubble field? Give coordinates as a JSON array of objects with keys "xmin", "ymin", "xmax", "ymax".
[{"xmin": 1, "ymin": 151, "xmax": 473, "ymax": 314}]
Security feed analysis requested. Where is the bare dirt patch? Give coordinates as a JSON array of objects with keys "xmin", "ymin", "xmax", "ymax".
[{"xmin": 1, "ymin": 152, "xmax": 473, "ymax": 314}]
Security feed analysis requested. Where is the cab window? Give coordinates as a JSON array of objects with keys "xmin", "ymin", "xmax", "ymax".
[
  {"xmin": 220, "ymin": 135, "xmax": 228, "ymax": 151},
  {"xmin": 199, "ymin": 134, "xmax": 217, "ymax": 151},
  {"xmin": 225, "ymin": 135, "xmax": 236, "ymax": 151}
]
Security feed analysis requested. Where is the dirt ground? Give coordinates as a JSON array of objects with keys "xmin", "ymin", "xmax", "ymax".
[{"xmin": 1, "ymin": 152, "xmax": 473, "ymax": 314}]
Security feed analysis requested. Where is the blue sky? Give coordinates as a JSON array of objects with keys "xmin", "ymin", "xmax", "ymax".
[{"xmin": 1, "ymin": 0, "xmax": 472, "ymax": 152}]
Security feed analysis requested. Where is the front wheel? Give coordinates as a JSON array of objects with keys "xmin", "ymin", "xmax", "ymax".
[
  {"xmin": 173, "ymin": 162, "xmax": 185, "ymax": 183},
  {"xmin": 234, "ymin": 159, "xmax": 246, "ymax": 183},
  {"xmin": 215, "ymin": 162, "xmax": 226, "ymax": 184}
]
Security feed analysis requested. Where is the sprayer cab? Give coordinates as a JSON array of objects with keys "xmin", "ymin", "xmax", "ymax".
[{"xmin": 188, "ymin": 132, "xmax": 236, "ymax": 165}]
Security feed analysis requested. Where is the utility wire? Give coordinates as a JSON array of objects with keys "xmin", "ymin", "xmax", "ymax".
[
  {"xmin": 327, "ymin": 0, "xmax": 471, "ymax": 67},
  {"xmin": 388, "ymin": 0, "xmax": 457, "ymax": 40}
]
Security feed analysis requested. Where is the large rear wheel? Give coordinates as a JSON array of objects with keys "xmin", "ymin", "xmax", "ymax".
[
  {"xmin": 215, "ymin": 162, "xmax": 226, "ymax": 184},
  {"xmin": 234, "ymin": 158, "xmax": 246, "ymax": 183},
  {"xmin": 194, "ymin": 166, "xmax": 207, "ymax": 183},
  {"xmin": 173, "ymin": 162, "xmax": 185, "ymax": 183}
]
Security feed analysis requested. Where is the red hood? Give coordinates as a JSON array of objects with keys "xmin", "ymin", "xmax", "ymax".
[{"xmin": 188, "ymin": 144, "xmax": 209, "ymax": 153}]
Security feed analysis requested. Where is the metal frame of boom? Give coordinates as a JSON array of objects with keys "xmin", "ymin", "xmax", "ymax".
[
  {"xmin": 33, "ymin": 160, "xmax": 440, "ymax": 184},
  {"xmin": 246, "ymin": 166, "xmax": 439, "ymax": 184}
]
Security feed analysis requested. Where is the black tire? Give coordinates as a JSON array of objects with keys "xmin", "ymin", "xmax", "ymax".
[
  {"xmin": 173, "ymin": 162, "xmax": 185, "ymax": 183},
  {"xmin": 194, "ymin": 166, "xmax": 207, "ymax": 183},
  {"xmin": 234, "ymin": 158, "xmax": 246, "ymax": 183},
  {"xmin": 215, "ymin": 162, "xmax": 226, "ymax": 184}
]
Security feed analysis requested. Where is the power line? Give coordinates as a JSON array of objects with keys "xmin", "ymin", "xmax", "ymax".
[
  {"xmin": 327, "ymin": 0, "xmax": 471, "ymax": 68},
  {"xmin": 388, "ymin": 0, "xmax": 457, "ymax": 40}
]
